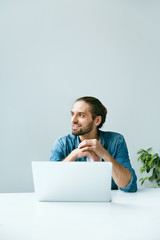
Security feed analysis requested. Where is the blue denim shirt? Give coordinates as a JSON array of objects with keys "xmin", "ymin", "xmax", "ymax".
[{"xmin": 50, "ymin": 130, "xmax": 137, "ymax": 192}]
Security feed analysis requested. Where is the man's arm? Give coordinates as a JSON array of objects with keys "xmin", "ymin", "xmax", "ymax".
[
  {"xmin": 102, "ymin": 150, "xmax": 131, "ymax": 189},
  {"xmin": 78, "ymin": 139, "xmax": 133, "ymax": 189}
]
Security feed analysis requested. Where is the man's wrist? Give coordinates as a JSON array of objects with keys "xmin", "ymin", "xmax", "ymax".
[
  {"xmin": 103, "ymin": 150, "xmax": 114, "ymax": 163},
  {"xmin": 63, "ymin": 150, "xmax": 77, "ymax": 162},
  {"xmin": 70, "ymin": 150, "xmax": 77, "ymax": 161}
]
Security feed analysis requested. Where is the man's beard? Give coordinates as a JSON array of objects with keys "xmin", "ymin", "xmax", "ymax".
[{"xmin": 72, "ymin": 121, "xmax": 94, "ymax": 136}]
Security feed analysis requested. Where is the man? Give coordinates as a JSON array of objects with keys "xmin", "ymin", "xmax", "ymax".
[{"xmin": 50, "ymin": 96, "xmax": 137, "ymax": 192}]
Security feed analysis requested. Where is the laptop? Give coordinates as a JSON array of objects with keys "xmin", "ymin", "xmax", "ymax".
[{"xmin": 32, "ymin": 161, "xmax": 112, "ymax": 202}]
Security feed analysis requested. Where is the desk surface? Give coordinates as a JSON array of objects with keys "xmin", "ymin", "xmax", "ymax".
[{"xmin": 0, "ymin": 189, "xmax": 160, "ymax": 240}]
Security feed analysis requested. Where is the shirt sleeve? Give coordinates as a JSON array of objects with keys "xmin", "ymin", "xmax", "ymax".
[
  {"xmin": 50, "ymin": 138, "xmax": 65, "ymax": 161},
  {"xmin": 115, "ymin": 136, "xmax": 137, "ymax": 192}
]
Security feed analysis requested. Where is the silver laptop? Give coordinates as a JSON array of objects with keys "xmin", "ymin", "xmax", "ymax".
[{"xmin": 32, "ymin": 161, "xmax": 112, "ymax": 202}]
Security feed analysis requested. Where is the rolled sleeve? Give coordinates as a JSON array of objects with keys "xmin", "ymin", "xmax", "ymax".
[{"xmin": 119, "ymin": 171, "xmax": 137, "ymax": 192}]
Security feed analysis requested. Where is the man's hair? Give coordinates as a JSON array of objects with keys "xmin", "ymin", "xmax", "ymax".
[{"xmin": 75, "ymin": 96, "xmax": 107, "ymax": 128}]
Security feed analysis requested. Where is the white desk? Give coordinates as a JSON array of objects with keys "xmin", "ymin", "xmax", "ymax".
[{"xmin": 0, "ymin": 189, "xmax": 159, "ymax": 240}]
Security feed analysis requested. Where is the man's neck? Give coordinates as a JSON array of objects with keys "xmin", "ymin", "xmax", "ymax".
[{"xmin": 79, "ymin": 129, "xmax": 99, "ymax": 142}]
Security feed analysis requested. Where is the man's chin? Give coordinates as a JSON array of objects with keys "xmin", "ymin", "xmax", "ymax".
[{"xmin": 72, "ymin": 130, "xmax": 81, "ymax": 136}]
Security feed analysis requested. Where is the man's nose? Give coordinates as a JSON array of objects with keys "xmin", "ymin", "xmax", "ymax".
[{"xmin": 72, "ymin": 114, "xmax": 78, "ymax": 123}]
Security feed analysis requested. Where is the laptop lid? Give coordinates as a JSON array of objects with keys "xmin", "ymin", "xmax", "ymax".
[{"xmin": 32, "ymin": 161, "xmax": 112, "ymax": 202}]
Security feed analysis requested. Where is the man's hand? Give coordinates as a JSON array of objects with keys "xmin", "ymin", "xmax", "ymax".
[
  {"xmin": 63, "ymin": 147, "xmax": 100, "ymax": 162},
  {"xmin": 78, "ymin": 139, "xmax": 107, "ymax": 160},
  {"xmin": 72, "ymin": 148, "xmax": 100, "ymax": 161}
]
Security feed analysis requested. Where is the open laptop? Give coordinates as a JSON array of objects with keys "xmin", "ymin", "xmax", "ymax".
[{"xmin": 32, "ymin": 161, "xmax": 112, "ymax": 202}]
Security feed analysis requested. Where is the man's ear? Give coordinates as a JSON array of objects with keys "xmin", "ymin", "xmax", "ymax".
[{"xmin": 95, "ymin": 116, "xmax": 102, "ymax": 127}]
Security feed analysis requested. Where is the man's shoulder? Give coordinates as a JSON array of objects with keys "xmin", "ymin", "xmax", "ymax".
[
  {"xmin": 99, "ymin": 130, "xmax": 123, "ymax": 137},
  {"xmin": 99, "ymin": 130, "xmax": 124, "ymax": 142},
  {"xmin": 56, "ymin": 133, "xmax": 77, "ymax": 145}
]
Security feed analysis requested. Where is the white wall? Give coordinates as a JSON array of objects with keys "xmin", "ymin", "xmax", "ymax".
[{"xmin": 0, "ymin": 0, "xmax": 160, "ymax": 192}]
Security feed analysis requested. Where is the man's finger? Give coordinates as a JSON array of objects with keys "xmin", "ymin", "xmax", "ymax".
[
  {"xmin": 78, "ymin": 139, "xmax": 95, "ymax": 148},
  {"xmin": 88, "ymin": 151, "xmax": 100, "ymax": 162},
  {"xmin": 80, "ymin": 146, "xmax": 93, "ymax": 152}
]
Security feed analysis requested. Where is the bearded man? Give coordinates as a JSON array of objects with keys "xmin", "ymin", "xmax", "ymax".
[{"xmin": 50, "ymin": 96, "xmax": 137, "ymax": 192}]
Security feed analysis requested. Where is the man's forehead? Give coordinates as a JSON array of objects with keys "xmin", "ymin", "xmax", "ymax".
[{"xmin": 72, "ymin": 101, "xmax": 91, "ymax": 113}]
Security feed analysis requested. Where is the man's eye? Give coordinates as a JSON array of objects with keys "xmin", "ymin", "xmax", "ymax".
[{"xmin": 79, "ymin": 114, "xmax": 84, "ymax": 117}]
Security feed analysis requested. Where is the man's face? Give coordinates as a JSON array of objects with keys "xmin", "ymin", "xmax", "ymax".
[{"xmin": 71, "ymin": 101, "xmax": 95, "ymax": 136}]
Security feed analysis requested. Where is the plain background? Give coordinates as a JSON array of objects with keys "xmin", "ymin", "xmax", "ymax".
[{"xmin": 0, "ymin": 0, "xmax": 160, "ymax": 192}]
